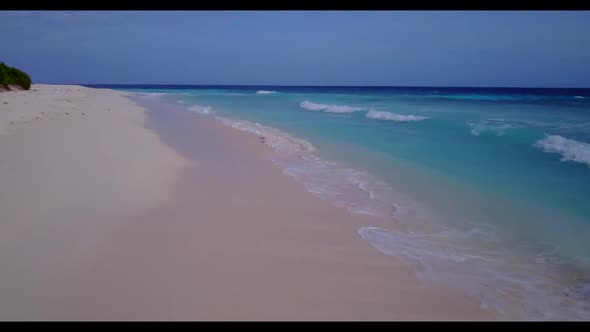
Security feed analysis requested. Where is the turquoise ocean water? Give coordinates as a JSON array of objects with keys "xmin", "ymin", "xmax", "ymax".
[{"xmin": 94, "ymin": 85, "xmax": 590, "ymax": 320}]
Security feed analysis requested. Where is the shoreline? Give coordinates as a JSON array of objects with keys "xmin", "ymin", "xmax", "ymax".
[
  {"xmin": 130, "ymin": 92, "xmax": 498, "ymax": 320},
  {"xmin": 154, "ymin": 88, "xmax": 590, "ymax": 321},
  {"xmin": 0, "ymin": 85, "xmax": 497, "ymax": 320}
]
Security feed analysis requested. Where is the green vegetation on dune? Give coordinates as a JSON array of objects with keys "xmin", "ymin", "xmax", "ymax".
[{"xmin": 0, "ymin": 62, "xmax": 32, "ymax": 90}]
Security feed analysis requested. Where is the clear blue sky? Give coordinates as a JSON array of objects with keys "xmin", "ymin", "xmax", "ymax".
[{"xmin": 1, "ymin": 11, "xmax": 590, "ymax": 87}]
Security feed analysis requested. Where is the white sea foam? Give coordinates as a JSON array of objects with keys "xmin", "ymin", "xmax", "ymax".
[
  {"xmin": 215, "ymin": 117, "xmax": 315, "ymax": 157},
  {"xmin": 468, "ymin": 120, "xmax": 521, "ymax": 136},
  {"xmin": 135, "ymin": 92, "xmax": 168, "ymax": 98},
  {"xmin": 188, "ymin": 105, "xmax": 213, "ymax": 114},
  {"xmin": 299, "ymin": 100, "xmax": 364, "ymax": 113},
  {"xmin": 574, "ymin": 96, "xmax": 586, "ymax": 99},
  {"xmin": 176, "ymin": 100, "xmax": 185, "ymax": 104},
  {"xmin": 358, "ymin": 226, "xmax": 590, "ymax": 320},
  {"xmin": 535, "ymin": 135, "xmax": 590, "ymax": 167},
  {"xmin": 214, "ymin": 116, "xmax": 402, "ymax": 218},
  {"xmin": 365, "ymin": 110, "xmax": 429, "ymax": 122},
  {"xmin": 282, "ymin": 157, "xmax": 402, "ymax": 218},
  {"xmin": 256, "ymin": 90, "xmax": 277, "ymax": 95}
]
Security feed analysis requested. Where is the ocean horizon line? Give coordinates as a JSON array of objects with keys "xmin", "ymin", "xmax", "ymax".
[{"xmin": 68, "ymin": 83, "xmax": 590, "ymax": 91}]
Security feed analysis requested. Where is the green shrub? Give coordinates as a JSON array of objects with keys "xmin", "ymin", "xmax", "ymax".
[{"xmin": 0, "ymin": 62, "xmax": 32, "ymax": 90}]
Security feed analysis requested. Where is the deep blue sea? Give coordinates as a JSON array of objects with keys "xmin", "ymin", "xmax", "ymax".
[{"xmin": 88, "ymin": 85, "xmax": 590, "ymax": 320}]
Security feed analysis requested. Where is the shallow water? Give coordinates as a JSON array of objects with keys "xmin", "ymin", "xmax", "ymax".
[{"xmin": 99, "ymin": 85, "xmax": 590, "ymax": 320}]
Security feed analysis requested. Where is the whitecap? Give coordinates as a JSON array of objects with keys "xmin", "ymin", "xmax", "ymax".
[
  {"xmin": 535, "ymin": 135, "xmax": 590, "ymax": 167},
  {"xmin": 256, "ymin": 90, "xmax": 277, "ymax": 95},
  {"xmin": 365, "ymin": 110, "xmax": 429, "ymax": 122},
  {"xmin": 299, "ymin": 100, "xmax": 364, "ymax": 113}
]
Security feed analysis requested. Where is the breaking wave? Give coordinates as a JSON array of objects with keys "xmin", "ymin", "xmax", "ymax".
[
  {"xmin": 299, "ymin": 100, "xmax": 365, "ymax": 113},
  {"xmin": 366, "ymin": 110, "xmax": 429, "ymax": 122},
  {"xmin": 256, "ymin": 90, "xmax": 277, "ymax": 95},
  {"xmin": 535, "ymin": 135, "xmax": 590, "ymax": 167}
]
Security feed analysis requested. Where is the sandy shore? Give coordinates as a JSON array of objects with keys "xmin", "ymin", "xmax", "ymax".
[
  {"xmin": 0, "ymin": 85, "xmax": 189, "ymax": 319},
  {"xmin": 0, "ymin": 85, "xmax": 498, "ymax": 320}
]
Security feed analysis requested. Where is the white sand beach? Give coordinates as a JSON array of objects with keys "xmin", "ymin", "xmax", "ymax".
[{"xmin": 0, "ymin": 85, "xmax": 498, "ymax": 320}]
